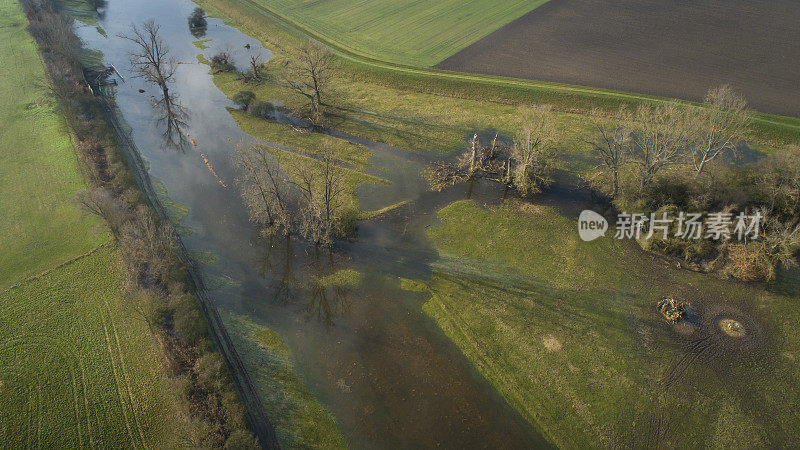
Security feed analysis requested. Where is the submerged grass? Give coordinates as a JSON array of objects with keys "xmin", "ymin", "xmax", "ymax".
[
  {"xmin": 219, "ymin": 309, "xmax": 346, "ymax": 449},
  {"xmin": 418, "ymin": 199, "xmax": 800, "ymax": 448}
]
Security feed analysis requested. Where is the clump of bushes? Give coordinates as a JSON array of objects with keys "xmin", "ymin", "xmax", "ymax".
[
  {"xmin": 20, "ymin": 0, "xmax": 259, "ymax": 447},
  {"xmin": 247, "ymin": 100, "xmax": 274, "ymax": 119},
  {"xmin": 232, "ymin": 90, "xmax": 255, "ymax": 110},
  {"xmin": 210, "ymin": 50, "xmax": 236, "ymax": 73},
  {"xmin": 585, "ymin": 90, "xmax": 800, "ymax": 281}
]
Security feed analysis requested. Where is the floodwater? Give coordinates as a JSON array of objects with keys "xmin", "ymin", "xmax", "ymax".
[{"xmin": 74, "ymin": 0, "xmax": 547, "ymax": 447}]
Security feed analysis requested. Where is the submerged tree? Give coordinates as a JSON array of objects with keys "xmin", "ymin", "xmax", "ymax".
[
  {"xmin": 187, "ymin": 7, "xmax": 207, "ymax": 38},
  {"xmin": 232, "ymin": 140, "xmax": 292, "ymax": 236},
  {"xmin": 122, "ymin": 19, "xmax": 176, "ymax": 99},
  {"xmin": 281, "ymin": 40, "xmax": 335, "ymax": 125},
  {"xmin": 290, "ymin": 143, "xmax": 346, "ymax": 246}
]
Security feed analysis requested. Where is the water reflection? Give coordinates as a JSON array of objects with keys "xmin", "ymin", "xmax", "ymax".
[{"xmin": 153, "ymin": 90, "xmax": 190, "ymax": 151}]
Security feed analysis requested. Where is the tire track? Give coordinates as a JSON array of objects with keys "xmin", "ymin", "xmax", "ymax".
[
  {"xmin": 105, "ymin": 300, "xmax": 148, "ymax": 449},
  {"xmin": 99, "ymin": 312, "xmax": 136, "ymax": 446}
]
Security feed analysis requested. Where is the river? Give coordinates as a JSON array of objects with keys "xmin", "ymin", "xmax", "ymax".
[{"xmin": 73, "ymin": 0, "xmax": 547, "ymax": 447}]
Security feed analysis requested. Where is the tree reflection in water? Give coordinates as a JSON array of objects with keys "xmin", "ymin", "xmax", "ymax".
[
  {"xmin": 254, "ymin": 235, "xmax": 353, "ymax": 327},
  {"xmin": 153, "ymin": 90, "xmax": 190, "ymax": 151}
]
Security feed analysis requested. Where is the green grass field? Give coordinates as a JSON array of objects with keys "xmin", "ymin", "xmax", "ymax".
[
  {"xmin": 413, "ymin": 199, "xmax": 800, "ymax": 448},
  {"xmin": 238, "ymin": 0, "xmax": 548, "ymax": 66},
  {"xmin": 0, "ymin": 246, "xmax": 192, "ymax": 447},
  {"xmin": 0, "ymin": 1, "xmax": 194, "ymax": 445},
  {"xmin": 0, "ymin": 0, "xmax": 104, "ymax": 290}
]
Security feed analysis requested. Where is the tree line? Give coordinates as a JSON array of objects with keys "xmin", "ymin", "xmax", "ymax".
[
  {"xmin": 20, "ymin": 0, "xmax": 259, "ymax": 446},
  {"xmin": 585, "ymin": 86, "xmax": 800, "ymax": 281}
]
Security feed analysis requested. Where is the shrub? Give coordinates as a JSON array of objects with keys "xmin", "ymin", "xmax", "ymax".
[
  {"xmin": 224, "ymin": 429, "xmax": 260, "ymax": 450},
  {"xmin": 232, "ymin": 90, "xmax": 255, "ymax": 110},
  {"xmin": 247, "ymin": 100, "xmax": 274, "ymax": 119},
  {"xmin": 210, "ymin": 51, "xmax": 236, "ymax": 72}
]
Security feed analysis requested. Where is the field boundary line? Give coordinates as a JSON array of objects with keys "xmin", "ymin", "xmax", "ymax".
[
  {"xmin": 2, "ymin": 241, "xmax": 111, "ymax": 294},
  {"xmin": 221, "ymin": 0, "xmax": 800, "ymax": 130}
]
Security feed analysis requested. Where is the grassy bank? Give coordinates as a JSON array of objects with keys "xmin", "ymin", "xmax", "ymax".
[
  {"xmin": 413, "ymin": 199, "xmax": 800, "ymax": 448},
  {"xmin": 0, "ymin": 1, "xmax": 194, "ymax": 445},
  {"xmin": 220, "ymin": 309, "xmax": 346, "ymax": 448},
  {"xmin": 0, "ymin": 0, "xmax": 103, "ymax": 290},
  {"xmin": 196, "ymin": 0, "xmax": 799, "ymax": 145}
]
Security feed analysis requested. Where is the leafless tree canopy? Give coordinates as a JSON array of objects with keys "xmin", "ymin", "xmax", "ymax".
[
  {"xmin": 290, "ymin": 143, "xmax": 346, "ymax": 246},
  {"xmin": 427, "ymin": 107, "xmax": 555, "ymax": 196},
  {"xmin": 688, "ymin": 85, "xmax": 751, "ymax": 176},
  {"xmin": 511, "ymin": 107, "xmax": 557, "ymax": 195},
  {"xmin": 232, "ymin": 140, "xmax": 292, "ymax": 236},
  {"xmin": 281, "ymin": 40, "xmax": 335, "ymax": 125},
  {"xmin": 586, "ymin": 114, "xmax": 630, "ymax": 198},
  {"xmin": 121, "ymin": 19, "xmax": 176, "ymax": 97}
]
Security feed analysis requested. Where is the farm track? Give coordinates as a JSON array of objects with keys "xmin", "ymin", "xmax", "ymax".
[{"xmin": 438, "ymin": 0, "xmax": 800, "ymax": 118}]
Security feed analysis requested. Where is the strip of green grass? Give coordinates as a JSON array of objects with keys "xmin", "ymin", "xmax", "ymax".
[
  {"xmin": 196, "ymin": 0, "xmax": 799, "ymax": 145},
  {"xmin": 229, "ymin": 108, "xmax": 372, "ymax": 168},
  {"xmin": 231, "ymin": 0, "xmax": 548, "ymax": 67},
  {"xmin": 265, "ymin": 146, "xmax": 388, "ymax": 214},
  {"xmin": 0, "ymin": 246, "xmax": 192, "ymax": 447},
  {"xmin": 0, "ymin": 2, "xmax": 198, "ymax": 445},
  {"xmin": 219, "ymin": 309, "xmax": 346, "ymax": 448},
  {"xmin": 418, "ymin": 199, "xmax": 800, "ymax": 448},
  {"xmin": 0, "ymin": 0, "xmax": 105, "ymax": 289}
]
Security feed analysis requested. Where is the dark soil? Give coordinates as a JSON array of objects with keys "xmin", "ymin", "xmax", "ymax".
[{"xmin": 436, "ymin": 0, "xmax": 800, "ymax": 117}]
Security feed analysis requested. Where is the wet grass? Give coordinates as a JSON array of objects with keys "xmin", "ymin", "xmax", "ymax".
[
  {"xmin": 229, "ymin": 108, "xmax": 372, "ymax": 168},
  {"xmin": 417, "ymin": 199, "xmax": 800, "ymax": 447},
  {"xmin": 0, "ymin": 246, "xmax": 191, "ymax": 447},
  {"xmin": 219, "ymin": 309, "xmax": 346, "ymax": 448},
  {"xmin": 0, "ymin": 0, "xmax": 104, "ymax": 290}
]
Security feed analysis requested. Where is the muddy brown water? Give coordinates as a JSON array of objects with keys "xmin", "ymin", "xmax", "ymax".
[{"xmin": 73, "ymin": 0, "xmax": 548, "ymax": 447}]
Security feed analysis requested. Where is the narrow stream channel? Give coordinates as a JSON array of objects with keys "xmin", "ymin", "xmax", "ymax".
[{"xmin": 74, "ymin": 0, "xmax": 547, "ymax": 446}]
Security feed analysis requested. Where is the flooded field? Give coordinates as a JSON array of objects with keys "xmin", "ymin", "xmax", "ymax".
[
  {"xmin": 73, "ymin": 0, "xmax": 546, "ymax": 446},
  {"xmin": 70, "ymin": 0, "xmax": 800, "ymax": 447}
]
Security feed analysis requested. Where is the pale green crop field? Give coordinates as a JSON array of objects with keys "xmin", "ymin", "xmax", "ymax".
[
  {"xmin": 243, "ymin": 0, "xmax": 549, "ymax": 66},
  {"xmin": 0, "ymin": 0, "xmax": 103, "ymax": 290},
  {"xmin": 0, "ymin": 1, "xmax": 192, "ymax": 446}
]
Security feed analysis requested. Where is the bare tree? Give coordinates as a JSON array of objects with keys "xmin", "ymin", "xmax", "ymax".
[
  {"xmin": 587, "ymin": 112, "xmax": 630, "ymax": 198},
  {"xmin": 628, "ymin": 102, "xmax": 691, "ymax": 191},
  {"xmin": 510, "ymin": 107, "xmax": 557, "ymax": 195},
  {"xmin": 74, "ymin": 188, "xmax": 129, "ymax": 239},
  {"xmin": 688, "ymin": 85, "xmax": 751, "ymax": 176},
  {"xmin": 281, "ymin": 40, "xmax": 335, "ymax": 125},
  {"xmin": 232, "ymin": 140, "xmax": 292, "ymax": 236},
  {"xmin": 121, "ymin": 20, "xmax": 176, "ymax": 98},
  {"xmin": 249, "ymin": 53, "xmax": 263, "ymax": 81},
  {"xmin": 290, "ymin": 143, "xmax": 346, "ymax": 246}
]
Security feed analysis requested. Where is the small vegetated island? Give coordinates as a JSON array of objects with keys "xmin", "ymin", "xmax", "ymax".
[{"xmin": 4, "ymin": 0, "xmax": 800, "ymax": 448}]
